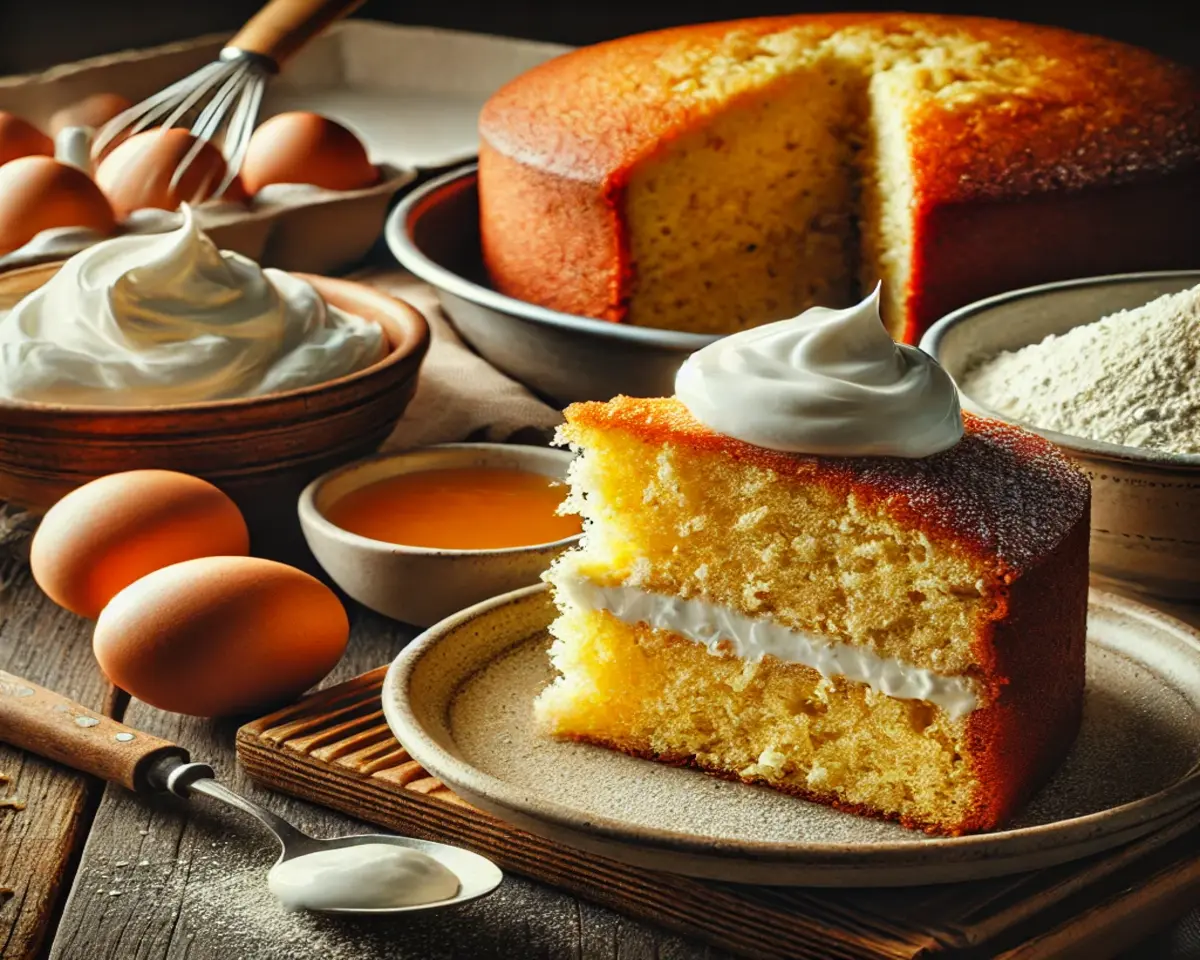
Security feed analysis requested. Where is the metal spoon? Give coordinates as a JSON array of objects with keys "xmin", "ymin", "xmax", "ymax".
[{"xmin": 0, "ymin": 669, "xmax": 503, "ymax": 914}]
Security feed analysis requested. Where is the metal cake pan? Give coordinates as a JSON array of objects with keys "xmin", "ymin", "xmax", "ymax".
[{"xmin": 385, "ymin": 164, "xmax": 716, "ymax": 404}]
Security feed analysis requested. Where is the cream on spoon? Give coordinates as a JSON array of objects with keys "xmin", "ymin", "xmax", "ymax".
[{"xmin": 267, "ymin": 842, "xmax": 461, "ymax": 912}]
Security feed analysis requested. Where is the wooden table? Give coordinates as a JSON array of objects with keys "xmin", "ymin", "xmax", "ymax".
[
  {"xmin": 1, "ymin": 547, "xmax": 733, "ymax": 960},
  {"xmin": 4, "ymin": 549, "xmax": 1199, "ymax": 960}
]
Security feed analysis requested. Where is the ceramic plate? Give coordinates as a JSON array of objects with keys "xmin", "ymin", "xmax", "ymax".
[{"xmin": 383, "ymin": 585, "xmax": 1200, "ymax": 886}]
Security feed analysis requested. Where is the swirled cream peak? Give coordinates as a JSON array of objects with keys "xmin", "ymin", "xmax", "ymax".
[
  {"xmin": 675, "ymin": 286, "xmax": 963, "ymax": 457},
  {"xmin": 0, "ymin": 205, "xmax": 384, "ymax": 406}
]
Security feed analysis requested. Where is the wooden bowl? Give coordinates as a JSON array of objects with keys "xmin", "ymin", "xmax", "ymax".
[
  {"xmin": 0, "ymin": 262, "xmax": 430, "ymax": 559},
  {"xmin": 921, "ymin": 271, "xmax": 1200, "ymax": 606}
]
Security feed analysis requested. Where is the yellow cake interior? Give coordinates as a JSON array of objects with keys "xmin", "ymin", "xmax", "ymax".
[
  {"xmin": 537, "ymin": 412, "xmax": 1009, "ymax": 831},
  {"xmin": 624, "ymin": 58, "xmax": 865, "ymax": 333},
  {"xmin": 558, "ymin": 413, "xmax": 991, "ymax": 673},
  {"xmin": 538, "ymin": 605, "xmax": 977, "ymax": 827},
  {"xmin": 612, "ymin": 24, "xmax": 1058, "ymax": 333}
]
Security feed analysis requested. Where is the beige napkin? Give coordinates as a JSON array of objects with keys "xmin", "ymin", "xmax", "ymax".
[{"xmin": 355, "ymin": 268, "xmax": 565, "ymax": 449}]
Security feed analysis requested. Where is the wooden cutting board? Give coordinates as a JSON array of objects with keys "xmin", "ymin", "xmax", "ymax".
[{"xmin": 236, "ymin": 667, "xmax": 1200, "ymax": 960}]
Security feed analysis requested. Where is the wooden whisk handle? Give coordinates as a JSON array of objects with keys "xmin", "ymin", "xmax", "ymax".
[
  {"xmin": 0, "ymin": 670, "xmax": 188, "ymax": 793},
  {"xmin": 229, "ymin": 0, "xmax": 368, "ymax": 67}
]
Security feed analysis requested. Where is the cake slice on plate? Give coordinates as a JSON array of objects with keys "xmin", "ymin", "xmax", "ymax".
[{"xmin": 537, "ymin": 291, "xmax": 1091, "ymax": 835}]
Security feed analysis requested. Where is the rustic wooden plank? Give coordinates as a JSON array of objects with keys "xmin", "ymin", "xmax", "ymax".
[
  {"xmin": 47, "ymin": 604, "xmax": 722, "ymax": 960},
  {"xmin": 994, "ymin": 832, "xmax": 1200, "ymax": 960},
  {"xmin": 0, "ymin": 545, "xmax": 118, "ymax": 960},
  {"xmin": 8, "ymin": 536, "xmax": 1193, "ymax": 960}
]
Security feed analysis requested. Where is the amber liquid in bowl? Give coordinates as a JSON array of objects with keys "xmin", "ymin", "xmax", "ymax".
[{"xmin": 325, "ymin": 467, "xmax": 581, "ymax": 549}]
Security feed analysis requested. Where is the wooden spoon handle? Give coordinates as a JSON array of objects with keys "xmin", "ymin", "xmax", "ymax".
[
  {"xmin": 228, "ymin": 0, "xmax": 367, "ymax": 66},
  {"xmin": 0, "ymin": 670, "xmax": 188, "ymax": 793}
]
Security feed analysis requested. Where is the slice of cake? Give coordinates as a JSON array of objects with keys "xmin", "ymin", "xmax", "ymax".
[{"xmin": 537, "ymin": 294, "xmax": 1091, "ymax": 835}]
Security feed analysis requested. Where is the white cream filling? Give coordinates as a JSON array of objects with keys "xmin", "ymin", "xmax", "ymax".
[{"xmin": 556, "ymin": 577, "xmax": 980, "ymax": 721}]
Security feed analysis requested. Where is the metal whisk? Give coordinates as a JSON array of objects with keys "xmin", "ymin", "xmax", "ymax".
[{"xmin": 92, "ymin": 0, "xmax": 365, "ymax": 195}]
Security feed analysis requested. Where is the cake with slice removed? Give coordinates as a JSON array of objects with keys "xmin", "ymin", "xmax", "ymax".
[
  {"xmin": 480, "ymin": 14, "xmax": 1200, "ymax": 343},
  {"xmin": 536, "ymin": 293, "xmax": 1091, "ymax": 835}
]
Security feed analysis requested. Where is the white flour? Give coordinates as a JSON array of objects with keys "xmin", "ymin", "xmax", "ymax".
[{"xmin": 962, "ymin": 284, "xmax": 1200, "ymax": 455}]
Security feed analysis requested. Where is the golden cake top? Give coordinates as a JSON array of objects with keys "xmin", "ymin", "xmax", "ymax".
[
  {"xmin": 481, "ymin": 13, "xmax": 1200, "ymax": 205},
  {"xmin": 561, "ymin": 396, "xmax": 1090, "ymax": 577}
]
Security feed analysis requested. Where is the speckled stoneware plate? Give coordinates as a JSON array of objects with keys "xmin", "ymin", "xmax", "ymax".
[{"xmin": 383, "ymin": 585, "xmax": 1200, "ymax": 887}]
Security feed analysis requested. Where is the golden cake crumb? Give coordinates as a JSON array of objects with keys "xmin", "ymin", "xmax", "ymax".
[{"xmin": 538, "ymin": 397, "xmax": 1091, "ymax": 834}]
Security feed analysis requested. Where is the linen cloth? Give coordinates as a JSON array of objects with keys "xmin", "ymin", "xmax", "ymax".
[{"xmin": 359, "ymin": 268, "xmax": 564, "ymax": 450}]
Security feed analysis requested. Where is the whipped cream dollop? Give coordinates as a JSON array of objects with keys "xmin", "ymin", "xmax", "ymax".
[
  {"xmin": 675, "ymin": 286, "xmax": 963, "ymax": 457},
  {"xmin": 0, "ymin": 205, "xmax": 384, "ymax": 405}
]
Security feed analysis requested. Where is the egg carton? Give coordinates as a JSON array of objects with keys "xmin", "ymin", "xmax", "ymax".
[{"xmin": 0, "ymin": 21, "xmax": 569, "ymax": 276}]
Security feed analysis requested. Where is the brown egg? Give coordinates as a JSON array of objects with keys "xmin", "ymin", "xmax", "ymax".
[
  {"xmin": 221, "ymin": 171, "xmax": 250, "ymax": 206},
  {"xmin": 0, "ymin": 111, "xmax": 53, "ymax": 167},
  {"xmin": 0, "ymin": 156, "xmax": 116, "ymax": 255},
  {"xmin": 241, "ymin": 112, "xmax": 377, "ymax": 194},
  {"xmin": 31, "ymin": 470, "xmax": 250, "ymax": 620},
  {"xmin": 94, "ymin": 556, "xmax": 349, "ymax": 717},
  {"xmin": 48, "ymin": 92, "xmax": 134, "ymax": 136},
  {"xmin": 94, "ymin": 128, "xmax": 228, "ymax": 218}
]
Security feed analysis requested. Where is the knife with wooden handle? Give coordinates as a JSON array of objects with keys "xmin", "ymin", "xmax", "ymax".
[{"xmin": 0, "ymin": 669, "xmax": 188, "ymax": 792}]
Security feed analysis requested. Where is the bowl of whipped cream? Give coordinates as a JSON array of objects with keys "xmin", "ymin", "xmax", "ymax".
[
  {"xmin": 922, "ymin": 272, "xmax": 1200, "ymax": 605},
  {"xmin": 0, "ymin": 205, "xmax": 429, "ymax": 548}
]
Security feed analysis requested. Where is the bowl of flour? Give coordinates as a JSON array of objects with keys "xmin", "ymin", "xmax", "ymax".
[{"xmin": 922, "ymin": 271, "xmax": 1200, "ymax": 605}]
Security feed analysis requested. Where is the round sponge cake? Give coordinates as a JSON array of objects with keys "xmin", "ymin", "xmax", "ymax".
[{"xmin": 480, "ymin": 14, "xmax": 1200, "ymax": 342}]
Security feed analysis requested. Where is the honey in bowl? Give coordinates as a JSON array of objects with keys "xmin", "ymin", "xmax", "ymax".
[{"xmin": 325, "ymin": 467, "xmax": 580, "ymax": 550}]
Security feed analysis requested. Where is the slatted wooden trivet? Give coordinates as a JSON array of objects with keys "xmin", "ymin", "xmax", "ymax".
[{"xmin": 237, "ymin": 667, "xmax": 1200, "ymax": 960}]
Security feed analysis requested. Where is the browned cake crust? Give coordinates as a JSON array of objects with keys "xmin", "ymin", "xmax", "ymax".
[
  {"xmin": 562, "ymin": 397, "xmax": 1092, "ymax": 833},
  {"xmin": 958, "ymin": 515, "xmax": 1089, "ymax": 832},
  {"xmin": 481, "ymin": 14, "xmax": 1200, "ymax": 341},
  {"xmin": 565, "ymin": 397, "xmax": 1090, "ymax": 575}
]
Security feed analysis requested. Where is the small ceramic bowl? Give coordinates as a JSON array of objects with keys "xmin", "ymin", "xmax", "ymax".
[
  {"xmin": 0, "ymin": 262, "xmax": 430, "ymax": 562},
  {"xmin": 298, "ymin": 443, "xmax": 580, "ymax": 627},
  {"xmin": 385, "ymin": 164, "xmax": 717, "ymax": 404},
  {"xmin": 921, "ymin": 271, "xmax": 1200, "ymax": 605}
]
